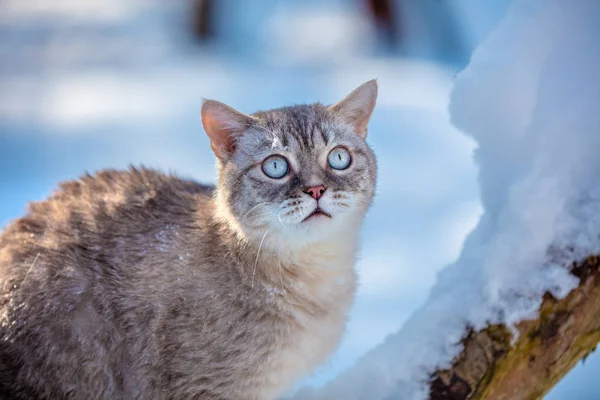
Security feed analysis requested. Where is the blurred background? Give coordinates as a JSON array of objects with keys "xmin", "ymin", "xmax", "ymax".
[{"xmin": 0, "ymin": 0, "xmax": 597, "ymax": 398}]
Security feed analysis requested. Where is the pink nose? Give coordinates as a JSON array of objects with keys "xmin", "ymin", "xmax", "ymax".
[{"xmin": 304, "ymin": 185, "xmax": 326, "ymax": 200}]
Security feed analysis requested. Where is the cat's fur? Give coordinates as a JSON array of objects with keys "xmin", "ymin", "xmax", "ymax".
[{"xmin": 0, "ymin": 80, "xmax": 378, "ymax": 400}]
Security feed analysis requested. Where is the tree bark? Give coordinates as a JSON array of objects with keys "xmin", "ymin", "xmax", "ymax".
[{"xmin": 429, "ymin": 256, "xmax": 600, "ymax": 400}]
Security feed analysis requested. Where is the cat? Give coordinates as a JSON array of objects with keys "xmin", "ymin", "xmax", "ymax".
[{"xmin": 0, "ymin": 80, "xmax": 378, "ymax": 400}]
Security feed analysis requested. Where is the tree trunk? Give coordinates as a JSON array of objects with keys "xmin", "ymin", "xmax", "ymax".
[{"xmin": 430, "ymin": 256, "xmax": 600, "ymax": 400}]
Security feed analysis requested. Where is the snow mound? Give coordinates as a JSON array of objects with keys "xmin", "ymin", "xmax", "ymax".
[{"xmin": 295, "ymin": 0, "xmax": 600, "ymax": 399}]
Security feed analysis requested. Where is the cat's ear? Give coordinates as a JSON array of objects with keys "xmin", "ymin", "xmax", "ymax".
[
  {"xmin": 201, "ymin": 100, "xmax": 257, "ymax": 160},
  {"xmin": 329, "ymin": 79, "xmax": 378, "ymax": 139}
]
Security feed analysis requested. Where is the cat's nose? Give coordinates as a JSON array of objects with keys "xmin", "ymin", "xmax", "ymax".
[{"xmin": 304, "ymin": 185, "xmax": 327, "ymax": 200}]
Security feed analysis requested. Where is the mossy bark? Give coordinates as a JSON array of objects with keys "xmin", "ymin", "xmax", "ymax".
[{"xmin": 429, "ymin": 256, "xmax": 600, "ymax": 400}]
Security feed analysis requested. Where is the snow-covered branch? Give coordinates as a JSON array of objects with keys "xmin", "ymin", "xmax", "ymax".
[{"xmin": 430, "ymin": 256, "xmax": 600, "ymax": 399}]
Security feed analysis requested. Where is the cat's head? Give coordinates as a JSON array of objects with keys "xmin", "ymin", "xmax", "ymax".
[{"xmin": 202, "ymin": 80, "xmax": 377, "ymax": 249}]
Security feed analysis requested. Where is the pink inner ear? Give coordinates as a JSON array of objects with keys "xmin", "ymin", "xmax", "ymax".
[
  {"xmin": 202, "ymin": 112, "xmax": 234, "ymax": 159},
  {"xmin": 202, "ymin": 100, "xmax": 256, "ymax": 160}
]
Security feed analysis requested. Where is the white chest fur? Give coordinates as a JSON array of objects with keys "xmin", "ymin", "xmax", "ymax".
[{"xmin": 258, "ymin": 249, "xmax": 358, "ymax": 399}]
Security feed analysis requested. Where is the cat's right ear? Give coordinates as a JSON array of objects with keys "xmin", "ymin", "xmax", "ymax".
[
  {"xmin": 201, "ymin": 100, "xmax": 257, "ymax": 160},
  {"xmin": 328, "ymin": 79, "xmax": 378, "ymax": 139}
]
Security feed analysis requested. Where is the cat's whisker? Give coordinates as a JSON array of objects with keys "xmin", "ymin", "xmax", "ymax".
[
  {"xmin": 251, "ymin": 227, "xmax": 271, "ymax": 290},
  {"xmin": 245, "ymin": 210, "xmax": 272, "ymax": 223},
  {"xmin": 277, "ymin": 247, "xmax": 287, "ymax": 298},
  {"xmin": 243, "ymin": 202, "xmax": 276, "ymax": 220},
  {"xmin": 276, "ymin": 208, "xmax": 290, "ymax": 228},
  {"xmin": 20, "ymin": 253, "xmax": 40, "ymax": 289}
]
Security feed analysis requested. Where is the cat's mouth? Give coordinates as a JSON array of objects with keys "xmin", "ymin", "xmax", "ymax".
[{"xmin": 302, "ymin": 207, "xmax": 332, "ymax": 222}]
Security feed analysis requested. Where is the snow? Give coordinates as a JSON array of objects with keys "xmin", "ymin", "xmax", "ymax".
[{"xmin": 295, "ymin": 1, "xmax": 600, "ymax": 399}]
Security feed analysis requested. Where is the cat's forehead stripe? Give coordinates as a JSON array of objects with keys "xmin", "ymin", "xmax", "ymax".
[
  {"xmin": 317, "ymin": 125, "xmax": 329, "ymax": 145},
  {"xmin": 254, "ymin": 103, "xmax": 332, "ymax": 152}
]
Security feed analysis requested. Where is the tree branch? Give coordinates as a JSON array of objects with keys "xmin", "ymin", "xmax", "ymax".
[{"xmin": 430, "ymin": 256, "xmax": 600, "ymax": 400}]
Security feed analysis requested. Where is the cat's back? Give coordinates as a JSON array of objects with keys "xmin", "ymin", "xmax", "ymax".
[
  {"xmin": 1, "ymin": 166, "xmax": 213, "ymax": 258},
  {"xmin": 0, "ymin": 166, "xmax": 216, "ymax": 303}
]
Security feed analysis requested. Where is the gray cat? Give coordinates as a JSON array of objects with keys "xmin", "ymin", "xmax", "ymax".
[{"xmin": 0, "ymin": 80, "xmax": 378, "ymax": 400}]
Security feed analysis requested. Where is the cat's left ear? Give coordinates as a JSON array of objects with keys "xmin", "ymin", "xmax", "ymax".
[
  {"xmin": 329, "ymin": 79, "xmax": 378, "ymax": 139},
  {"xmin": 201, "ymin": 100, "xmax": 258, "ymax": 160}
]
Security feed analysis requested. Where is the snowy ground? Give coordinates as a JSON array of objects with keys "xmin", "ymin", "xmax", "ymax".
[{"xmin": 0, "ymin": 0, "xmax": 597, "ymax": 398}]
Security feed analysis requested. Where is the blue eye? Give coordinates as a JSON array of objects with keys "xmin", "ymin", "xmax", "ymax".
[
  {"xmin": 262, "ymin": 155, "xmax": 289, "ymax": 179},
  {"xmin": 327, "ymin": 147, "xmax": 351, "ymax": 170}
]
